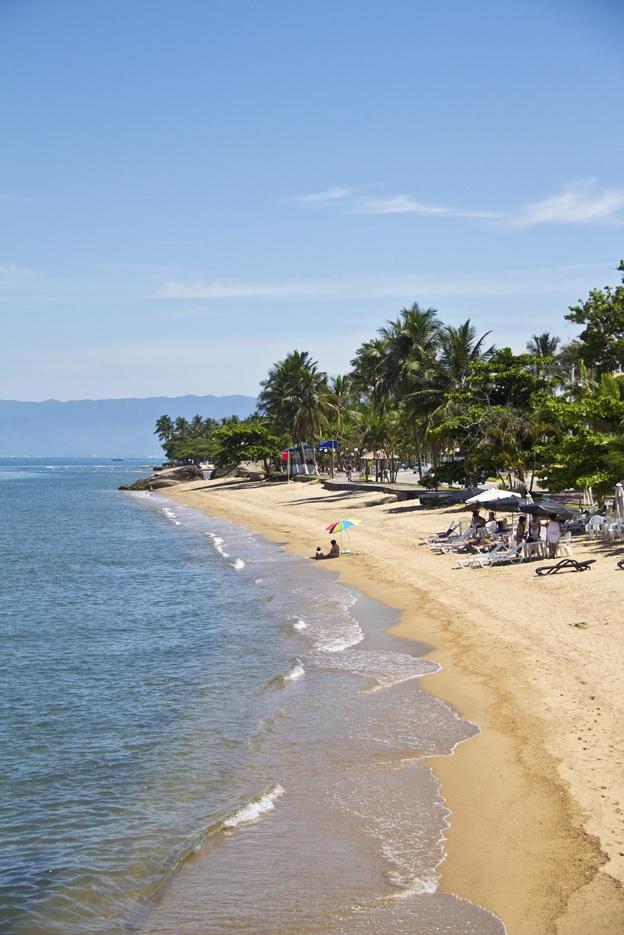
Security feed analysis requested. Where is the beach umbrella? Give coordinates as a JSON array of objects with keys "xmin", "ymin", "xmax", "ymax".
[
  {"xmin": 447, "ymin": 486, "xmax": 488, "ymax": 504},
  {"xmin": 325, "ymin": 518, "xmax": 362, "ymax": 552},
  {"xmin": 465, "ymin": 489, "xmax": 521, "ymax": 505},
  {"xmin": 518, "ymin": 499, "xmax": 575, "ymax": 519},
  {"xmin": 476, "ymin": 496, "xmax": 524, "ymax": 514}
]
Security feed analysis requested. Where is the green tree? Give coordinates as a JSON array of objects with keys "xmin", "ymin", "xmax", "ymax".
[
  {"xmin": 154, "ymin": 414, "xmax": 175, "ymax": 444},
  {"xmin": 257, "ymin": 350, "xmax": 331, "ymax": 472},
  {"xmin": 565, "ymin": 260, "xmax": 624, "ymax": 373},
  {"xmin": 212, "ymin": 422, "xmax": 281, "ymax": 473}
]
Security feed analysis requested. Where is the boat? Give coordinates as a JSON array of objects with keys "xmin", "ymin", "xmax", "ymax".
[{"xmin": 112, "ymin": 457, "xmax": 124, "ymax": 462}]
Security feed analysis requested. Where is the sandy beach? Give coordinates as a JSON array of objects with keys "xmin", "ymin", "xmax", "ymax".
[{"xmin": 163, "ymin": 475, "xmax": 624, "ymax": 935}]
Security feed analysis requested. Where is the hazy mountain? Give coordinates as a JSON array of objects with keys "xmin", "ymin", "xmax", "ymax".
[{"xmin": 0, "ymin": 395, "xmax": 258, "ymax": 458}]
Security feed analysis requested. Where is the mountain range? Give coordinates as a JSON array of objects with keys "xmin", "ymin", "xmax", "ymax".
[{"xmin": 0, "ymin": 395, "xmax": 258, "ymax": 458}]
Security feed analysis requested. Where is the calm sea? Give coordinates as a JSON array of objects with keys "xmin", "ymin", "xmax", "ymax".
[{"xmin": 0, "ymin": 458, "xmax": 505, "ymax": 935}]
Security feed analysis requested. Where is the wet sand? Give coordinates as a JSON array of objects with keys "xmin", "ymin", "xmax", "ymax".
[{"xmin": 163, "ymin": 476, "xmax": 624, "ymax": 934}]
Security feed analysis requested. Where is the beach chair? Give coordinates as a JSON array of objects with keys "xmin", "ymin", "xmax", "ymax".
[
  {"xmin": 456, "ymin": 542, "xmax": 505, "ymax": 568},
  {"xmin": 556, "ymin": 532, "xmax": 573, "ymax": 558},
  {"xmin": 535, "ymin": 559, "xmax": 595, "ymax": 576},
  {"xmin": 605, "ymin": 519, "xmax": 623, "ymax": 542},
  {"xmin": 419, "ymin": 520, "xmax": 461, "ymax": 545},
  {"xmin": 586, "ymin": 515, "xmax": 605, "ymax": 540},
  {"xmin": 484, "ymin": 542, "xmax": 524, "ymax": 566},
  {"xmin": 430, "ymin": 527, "xmax": 474, "ymax": 552}
]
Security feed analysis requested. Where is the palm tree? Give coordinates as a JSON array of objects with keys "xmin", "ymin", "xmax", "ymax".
[
  {"xmin": 174, "ymin": 416, "xmax": 190, "ymax": 434},
  {"xmin": 154, "ymin": 414, "xmax": 174, "ymax": 444},
  {"xmin": 437, "ymin": 320, "xmax": 495, "ymax": 392},
  {"xmin": 376, "ymin": 303, "xmax": 441, "ymax": 401},
  {"xmin": 258, "ymin": 350, "xmax": 331, "ymax": 473},
  {"xmin": 526, "ymin": 332, "xmax": 560, "ymax": 358}
]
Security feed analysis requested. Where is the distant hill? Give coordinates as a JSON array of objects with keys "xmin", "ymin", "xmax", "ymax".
[{"xmin": 0, "ymin": 394, "xmax": 258, "ymax": 457}]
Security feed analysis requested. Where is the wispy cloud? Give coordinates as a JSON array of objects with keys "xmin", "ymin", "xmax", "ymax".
[
  {"xmin": 512, "ymin": 180, "xmax": 624, "ymax": 227},
  {"xmin": 160, "ymin": 265, "xmax": 602, "ymax": 303},
  {"xmin": 294, "ymin": 180, "xmax": 624, "ymax": 226},
  {"xmin": 160, "ymin": 279, "xmax": 334, "ymax": 300},
  {"xmin": 0, "ymin": 264, "xmax": 32, "ymax": 276},
  {"xmin": 295, "ymin": 187, "xmax": 352, "ymax": 205},
  {"xmin": 359, "ymin": 195, "xmax": 504, "ymax": 219}
]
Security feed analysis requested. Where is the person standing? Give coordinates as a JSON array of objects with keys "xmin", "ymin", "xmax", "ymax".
[{"xmin": 545, "ymin": 513, "xmax": 561, "ymax": 558}]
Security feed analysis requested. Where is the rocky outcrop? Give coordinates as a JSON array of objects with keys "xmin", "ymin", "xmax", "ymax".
[{"xmin": 119, "ymin": 464, "xmax": 204, "ymax": 491}]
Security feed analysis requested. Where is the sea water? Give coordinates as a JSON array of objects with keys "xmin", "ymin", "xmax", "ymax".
[{"xmin": 0, "ymin": 459, "xmax": 506, "ymax": 934}]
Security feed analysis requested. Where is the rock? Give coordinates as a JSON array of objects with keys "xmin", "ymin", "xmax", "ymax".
[{"xmin": 120, "ymin": 464, "xmax": 204, "ymax": 491}]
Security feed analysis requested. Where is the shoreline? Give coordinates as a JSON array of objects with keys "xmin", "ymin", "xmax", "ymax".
[{"xmin": 161, "ymin": 477, "xmax": 624, "ymax": 934}]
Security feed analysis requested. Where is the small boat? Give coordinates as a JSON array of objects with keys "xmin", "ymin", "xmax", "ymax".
[{"xmin": 112, "ymin": 457, "xmax": 124, "ymax": 462}]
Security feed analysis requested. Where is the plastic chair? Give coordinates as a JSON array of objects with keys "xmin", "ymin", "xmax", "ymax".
[
  {"xmin": 556, "ymin": 532, "xmax": 573, "ymax": 558},
  {"xmin": 587, "ymin": 516, "xmax": 604, "ymax": 540}
]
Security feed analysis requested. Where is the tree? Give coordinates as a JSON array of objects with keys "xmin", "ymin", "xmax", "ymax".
[
  {"xmin": 565, "ymin": 260, "xmax": 624, "ymax": 373},
  {"xmin": 212, "ymin": 422, "xmax": 281, "ymax": 473},
  {"xmin": 526, "ymin": 332, "xmax": 560, "ymax": 358},
  {"xmin": 257, "ymin": 350, "xmax": 331, "ymax": 472},
  {"xmin": 154, "ymin": 414, "xmax": 174, "ymax": 444}
]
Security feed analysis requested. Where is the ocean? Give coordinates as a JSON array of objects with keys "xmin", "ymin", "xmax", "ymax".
[{"xmin": 0, "ymin": 458, "xmax": 506, "ymax": 935}]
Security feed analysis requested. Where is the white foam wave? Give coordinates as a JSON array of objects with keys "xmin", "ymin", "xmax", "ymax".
[
  {"xmin": 207, "ymin": 533, "xmax": 229, "ymax": 558},
  {"xmin": 315, "ymin": 649, "xmax": 438, "ymax": 687},
  {"xmin": 293, "ymin": 619, "xmax": 308, "ymax": 630},
  {"xmin": 231, "ymin": 558, "xmax": 245, "ymax": 570},
  {"xmin": 222, "ymin": 784, "xmax": 285, "ymax": 829},
  {"xmin": 284, "ymin": 660, "xmax": 305, "ymax": 681}
]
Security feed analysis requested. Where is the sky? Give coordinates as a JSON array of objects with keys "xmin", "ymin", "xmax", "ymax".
[{"xmin": 1, "ymin": 0, "xmax": 623, "ymax": 402}]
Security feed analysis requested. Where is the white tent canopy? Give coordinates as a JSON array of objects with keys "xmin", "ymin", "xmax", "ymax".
[{"xmin": 465, "ymin": 489, "xmax": 522, "ymax": 505}]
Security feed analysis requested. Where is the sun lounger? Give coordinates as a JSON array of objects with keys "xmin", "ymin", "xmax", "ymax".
[
  {"xmin": 535, "ymin": 558, "xmax": 596, "ymax": 576},
  {"xmin": 457, "ymin": 542, "xmax": 523, "ymax": 568},
  {"xmin": 456, "ymin": 543, "xmax": 505, "ymax": 568}
]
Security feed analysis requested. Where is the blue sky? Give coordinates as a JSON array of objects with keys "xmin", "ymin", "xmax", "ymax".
[{"xmin": 1, "ymin": 0, "xmax": 623, "ymax": 401}]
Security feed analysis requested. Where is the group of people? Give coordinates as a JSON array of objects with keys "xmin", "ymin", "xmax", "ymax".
[
  {"xmin": 470, "ymin": 510, "xmax": 563, "ymax": 558},
  {"xmin": 312, "ymin": 539, "xmax": 341, "ymax": 560}
]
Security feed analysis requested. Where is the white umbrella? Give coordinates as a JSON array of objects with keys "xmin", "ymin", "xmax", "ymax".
[{"xmin": 465, "ymin": 489, "xmax": 522, "ymax": 505}]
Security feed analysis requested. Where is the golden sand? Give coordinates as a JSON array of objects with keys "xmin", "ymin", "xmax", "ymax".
[{"xmin": 163, "ymin": 476, "xmax": 624, "ymax": 935}]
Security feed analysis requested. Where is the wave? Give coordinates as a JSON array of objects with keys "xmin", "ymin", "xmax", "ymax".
[
  {"xmin": 266, "ymin": 659, "xmax": 305, "ymax": 687},
  {"xmin": 292, "ymin": 618, "xmax": 308, "ymax": 630},
  {"xmin": 230, "ymin": 558, "xmax": 245, "ymax": 570},
  {"xmin": 222, "ymin": 783, "xmax": 285, "ymax": 829},
  {"xmin": 140, "ymin": 785, "xmax": 286, "ymax": 906}
]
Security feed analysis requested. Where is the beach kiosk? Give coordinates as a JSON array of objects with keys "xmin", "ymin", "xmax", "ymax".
[{"xmin": 282, "ymin": 443, "xmax": 318, "ymax": 477}]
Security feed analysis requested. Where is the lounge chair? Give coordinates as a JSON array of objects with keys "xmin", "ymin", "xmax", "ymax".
[
  {"xmin": 456, "ymin": 542, "xmax": 505, "ymax": 568},
  {"xmin": 419, "ymin": 520, "xmax": 461, "ymax": 545},
  {"xmin": 430, "ymin": 527, "xmax": 475, "ymax": 552},
  {"xmin": 535, "ymin": 558, "xmax": 595, "ymax": 576},
  {"xmin": 484, "ymin": 542, "xmax": 524, "ymax": 566}
]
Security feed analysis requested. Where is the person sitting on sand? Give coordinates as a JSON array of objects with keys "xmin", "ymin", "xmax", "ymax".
[{"xmin": 313, "ymin": 539, "xmax": 341, "ymax": 559}]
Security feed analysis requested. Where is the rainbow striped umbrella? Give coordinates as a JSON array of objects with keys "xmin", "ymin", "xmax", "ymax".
[
  {"xmin": 325, "ymin": 519, "xmax": 361, "ymax": 552},
  {"xmin": 326, "ymin": 519, "xmax": 361, "ymax": 533}
]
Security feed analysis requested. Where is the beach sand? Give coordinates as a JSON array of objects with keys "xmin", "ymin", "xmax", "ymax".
[{"xmin": 163, "ymin": 476, "xmax": 624, "ymax": 934}]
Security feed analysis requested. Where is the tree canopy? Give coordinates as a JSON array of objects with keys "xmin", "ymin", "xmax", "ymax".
[{"xmin": 155, "ymin": 261, "xmax": 624, "ymax": 501}]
